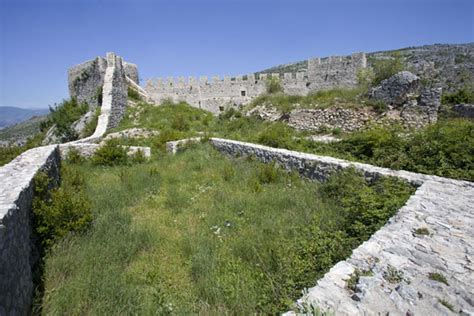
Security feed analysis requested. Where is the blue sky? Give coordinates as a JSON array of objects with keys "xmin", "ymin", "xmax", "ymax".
[{"xmin": 0, "ymin": 0, "xmax": 473, "ymax": 109}]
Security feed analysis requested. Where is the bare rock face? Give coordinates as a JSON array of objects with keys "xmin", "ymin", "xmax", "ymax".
[
  {"xmin": 370, "ymin": 71, "xmax": 420, "ymax": 107},
  {"xmin": 453, "ymin": 103, "xmax": 474, "ymax": 118}
]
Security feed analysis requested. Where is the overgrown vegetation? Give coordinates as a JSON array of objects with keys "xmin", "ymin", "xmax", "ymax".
[
  {"xmin": 33, "ymin": 167, "xmax": 92, "ymax": 249},
  {"xmin": 114, "ymin": 101, "xmax": 474, "ymax": 181},
  {"xmin": 40, "ymin": 97, "xmax": 89, "ymax": 142},
  {"xmin": 40, "ymin": 145, "xmax": 413, "ymax": 314},
  {"xmin": 128, "ymin": 86, "xmax": 141, "ymax": 101},
  {"xmin": 91, "ymin": 139, "xmax": 130, "ymax": 166},
  {"xmin": 369, "ymin": 52, "xmax": 407, "ymax": 86},
  {"xmin": 441, "ymin": 87, "xmax": 474, "ymax": 105},
  {"xmin": 266, "ymin": 77, "xmax": 283, "ymax": 94}
]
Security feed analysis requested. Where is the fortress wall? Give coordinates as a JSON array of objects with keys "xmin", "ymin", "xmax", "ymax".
[
  {"xmin": 0, "ymin": 145, "xmax": 60, "ymax": 315},
  {"xmin": 144, "ymin": 53, "xmax": 366, "ymax": 113},
  {"xmin": 124, "ymin": 62, "xmax": 139, "ymax": 84},
  {"xmin": 307, "ymin": 52, "xmax": 366, "ymax": 91}
]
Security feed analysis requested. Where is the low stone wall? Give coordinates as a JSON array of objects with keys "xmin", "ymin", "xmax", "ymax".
[
  {"xmin": 166, "ymin": 137, "xmax": 203, "ymax": 154},
  {"xmin": 0, "ymin": 145, "xmax": 60, "ymax": 315},
  {"xmin": 288, "ymin": 108, "xmax": 374, "ymax": 132},
  {"xmin": 209, "ymin": 138, "xmax": 474, "ymax": 315},
  {"xmin": 209, "ymin": 138, "xmax": 428, "ymax": 185},
  {"xmin": 59, "ymin": 143, "xmax": 151, "ymax": 158}
]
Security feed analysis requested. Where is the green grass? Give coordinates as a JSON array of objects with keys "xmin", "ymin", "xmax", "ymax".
[
  {"xmin": 429, "ymin": 272, "xmax": 449, "ymax": 285},
  {"xmin": 112, "ymin": 101, "xmax": 474, "ymax": 181},
  {"xmin": 40, "ymin": 144, "xmax": 414, "ymax": 314},
  {"xmin": 246, "ymin": 87, "xmax": 368, "ymax": 113}
]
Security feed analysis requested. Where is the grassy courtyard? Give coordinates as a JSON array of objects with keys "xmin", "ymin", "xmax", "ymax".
[{"xmin": 39, "ymin": 144, "xmax": 414, "ymax": 314}]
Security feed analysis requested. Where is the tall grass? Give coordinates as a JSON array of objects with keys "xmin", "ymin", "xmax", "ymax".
[{"xmin": 40, "ymin": 144, "xmax": 414, "ymax": 314}]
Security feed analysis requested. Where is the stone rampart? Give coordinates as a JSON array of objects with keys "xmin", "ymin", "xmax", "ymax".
[
  {"xmin": 68, "ymin": 57, "xmax": 107, "ymax": 107},
  {"xmin": 145, "ymin": 53, "xmax": 366, "ymax": 114},
  {"xmin": 0, "ymin": 145, "xmax": 60, "ymax": 315}
]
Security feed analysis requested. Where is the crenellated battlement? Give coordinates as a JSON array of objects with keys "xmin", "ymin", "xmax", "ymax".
[{"xmin": 144, "ymin": 52, "xmax": 366, "ymax": 113}]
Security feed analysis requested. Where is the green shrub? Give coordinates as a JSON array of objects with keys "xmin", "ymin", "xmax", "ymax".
[
  {"xmin": 256, "ymin": 161, "xmax": 279, "ymax": 184},
  {"xmin": 44, "ymin": 98, "xmax": 89, "ymax": 142},
  {"xmin": 257, "ymin": 122, "xmax": 294, "ymax": 149},
  {"xmin": 65, "ymin": 147, "xmax": 85, "ymax": 164},
  {"xmin": 357, "ymin": 68, "xmax": 375, "ymax": 92},
  {"xmin": 371, "ymin": 53, "xmax": 406, "ymax": 86},
  {"xmin": 92, "ymin": 140, "xmax": 129, "ymax": 166},
  {"xmin": 33, "ymin": 168, "xmax": 92, "ymax": 249},
  {"xmin": 128, "ymin": 87, "xmax": 141, "ymax": 101},
  {"xmin": 441, "ymin": 88, "xmax": 474, "ymax": 105},
  {"xmin": 266, "ymin": 77, "xmax": 283, "ymax": 94},
  {"xmin": 171, "ymin": 114, "xmax": 190, "ymax": 131},
  {"xmin": 131, "ymin": 149, "xmax": 147, "ymax": 163}
]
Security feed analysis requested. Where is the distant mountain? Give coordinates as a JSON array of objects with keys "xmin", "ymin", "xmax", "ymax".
[{"xmin": 0, "ymin": 106, "xmax": 49, "ymax": 129}]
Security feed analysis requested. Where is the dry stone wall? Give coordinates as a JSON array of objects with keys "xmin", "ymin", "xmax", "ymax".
[
  {"xmin": 0, "ymin": 146, "xmax": 60, "ymax": 315},
  {"xmin": 144, "ymin": 53, "xmax": 366, "ymax": 114},
  {"xmin": 208, "ymin": 138, "xmax": 474, "ymax": 315}
]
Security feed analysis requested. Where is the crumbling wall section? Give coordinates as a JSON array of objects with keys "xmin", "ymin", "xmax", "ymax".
[{"xmin": 68, "ymin": 57, "xmax": 107, "ymax": 107}]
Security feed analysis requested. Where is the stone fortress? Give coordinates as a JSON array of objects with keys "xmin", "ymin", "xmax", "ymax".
[
  {"xmin": 144, "ymin": 53, "xmax": 366, "ymax": 113},
  {"xmin": 1, "ymin": 49, "xmax": 473, "ymax": 315}
]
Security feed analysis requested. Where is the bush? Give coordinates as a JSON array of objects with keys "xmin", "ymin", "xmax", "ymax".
[
  {"xmin": 441, "ymin": 88, "xmax": 474, "ymax": 105},
  {"xmin": 357, "ymin": 68, "xmax": 375, "ymax": 92},
  {"xmin": 92, "ymin": 140, "xmax": 129, "ymax": 166},
  {"xmin": 128, "ymin": 87, "xmax": 141, "ymax": 101},
  {"xmin": 266, "ymin": 77, "xmax": 283, "ymax": 94},
  {"xmin": 256, "ymin": 162, "xmax": 279, "ymax": 184},
  {"xmin": 371, "ymin": 53, "xmax": 406, "ymax": 86},
  {"xmin": 257, "ymin": 123, "xmax": 294, "ymax": 149},
  {"xmin": 33, "ymin": 168, "xmax": 92, "ymax": 249},
  {"xmin": 131, "ymin": 149, "xmax": 147, "ymax": 163},
  {"xmin": 43, "ymin": 98, "xmax": 89, "ymax": 142},
  {"xmin": 65, "ymin": 147, "xmax": 85, "ymax": 164}
]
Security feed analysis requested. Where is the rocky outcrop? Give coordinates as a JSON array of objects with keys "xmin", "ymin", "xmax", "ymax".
[
  {"xmin": 453, "ymin": 103, "xmax": 474, "ymax": 118},
  {"xmin": 369, "ymin": 71, "xmax": 420, "ymax": 106},
  {"xmin": 370, "ymin": 71, "xmax": 442, "ymax": 128}
]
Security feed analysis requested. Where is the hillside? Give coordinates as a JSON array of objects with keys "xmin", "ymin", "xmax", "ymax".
[
  {"xmin": 0, "ymin": 106, "xmax": 48, "ymax": 129},
  {"xmin": 258, "ymin": 43, "xmax": 474, "ymax": 92},
  {"xmin": 0, "ymin": 115, "xmax": 47, "ymax": 146}
]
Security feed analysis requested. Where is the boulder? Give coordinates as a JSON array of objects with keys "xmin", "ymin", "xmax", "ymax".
[{"xmin": 370, "ymin": 71, "xmax": 420, "ymax": 107}]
